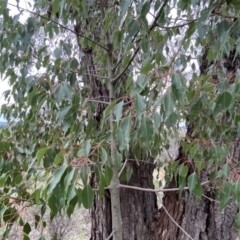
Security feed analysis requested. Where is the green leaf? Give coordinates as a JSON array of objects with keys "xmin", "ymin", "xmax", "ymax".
[
  {"xmin": 172, "ymin": 72, "xmax": 183, "ymax": 90},
  {"xmin": 100, "ymin": 147, "xmax": 108, "ymax": 165},
  {"xmin": 128, "ymin": 20, "xmax": 140, "ymax": 36},
  {"xmin": 23, "ymin": 222, "xmax": 31, "ymax": 235},
  {"xmin": 125, "ymin": 166, "xmax": 133, "ymax": 182},
  {"xmin": 165, "ymin": 112, "xmax": 178, "ymax": 128},
  {"xmin": 48, "ymin": 164, "xmax": 68, "ymax": 193},
  {"xmin": 83, "ymin": 140, "xmax": 91, "ymax": 157},
  {"xmin": 223, "ymin": 163, "xmax": 230, "ymax": 177},
  {"xmin": 64, "ymin": 168, "xmax": 76, "ymax": 191},
  {"xmin": 57, "ymin": 105, "xmax": 71, "ymax": 121},
  {"xmin": 71, "ymin": 58, "xmax": 79, "ymax": 69},
  {"xmin": 163, "ymin": 90, "xmax": 175, "ymax": 119},
  {"xmin": 141, "ymin": 37, "xmax": 149, "ymax": 53},
  {"xmin": 134, "ymin": 94, "xmax": 146, "ymax": 121},
  {"xmin": 80, "ymin": 165, "xmax": 89, "ymax": 186},
  {"xmin": 53, "ymin": 47, "xmax": 61, "ymax": 58},
  {"xmin": 113, "ymin": 30, "xmax": 124, "ymax": 48},
  {"xmin": 82, "ymin": 184, "xmax": 94, "ymax": 209},
  {"xmin": 179, "ymin": 164, "xmax": 188, "ymax": 178},
  {"xmin": 139, "ymin": 116, "xmax": 154, "ymax": 149},
  {"xmin": 54, "ymin": 151, "xmax": 63, "ymax": 166},
  {"xmin": 103, "ymin": 99, "xmax": 117, "ymax": 119},
  {"xmin": 114, "ymin": 101, "xmax": 123, "ymax": 125},
  {"xmin": 120, "ymin": 0, "xmax": 130, "ymax": 17},
  {"xmin": 36, "ymin": 147, "xmax": 47, "ymax": 166},
  {"xmin": 214, "ymin": 91, "xmax": 232, "ymax": 113},
  {"xmin": 105, "ymin": 165, "xmax": 113, "ymax": 186},
  {"xmin": 187, "ymin": 172, "xmax": 198, "ymax": 193},
  {"xmin": 153, "ymin": 112, "xmax": 161, "ymax": 128},
  {"xmin": 52, "ymin": 0, "xmax": 59, "ymax": 15},
  {"xmin": 192, "ymin": 182, "xmax": 203, "ymax": 200},
  {"xmin": 140, "ymin": 63, "xmax": 154, "ymax": 74},
  {"xmin": 116, "ymin": 115, "xmax": 132, "ymax": 151},
  {"xmin": 141, "ymin": 1, "xmax": 150, "ymax": 16},
  {"xmin": 115, "ymin": 151, "xmax": 122, "ymax": 169}
]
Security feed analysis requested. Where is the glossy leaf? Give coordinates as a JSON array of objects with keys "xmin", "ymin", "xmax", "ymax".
[{"xmin": 82, "ymin": 184, "xmax": 94, "ymax": 209}]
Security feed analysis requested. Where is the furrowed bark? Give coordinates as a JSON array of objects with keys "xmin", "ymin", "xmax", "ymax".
[{"xmin": 154, "ymin": 44, "xmax": 240, "ymax": 240}]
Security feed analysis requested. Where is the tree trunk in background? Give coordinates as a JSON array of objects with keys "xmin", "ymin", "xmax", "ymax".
[
  {"xmin": 154, "ymin": 46, "xmax": 240, "ymax": 239},
  {"xmin": 74, "ymin": 18, "xmax": 158, "ymax": 240},
  {"xmin": 153, "ymin": 147, "xmax": 239, "ymax": 240},
  {"xmin": 91, "ymin": 160, "xmax": 158, "ymax": 240}
]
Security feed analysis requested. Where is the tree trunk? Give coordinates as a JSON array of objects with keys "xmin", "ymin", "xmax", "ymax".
[
  {"xmin": 74, "ymin": 15, "xmax": 158, "ymax": 240},
  {"xmin": 154, "ymin": 46, "xmax": 240, "ymax": 239},
  {"xmin": 91, "ymin": 159, "xmax": 158, "ymax": 240},
  {"xmin": 153, "ymin": 145, "xmax": 239, "ymax": 240}
]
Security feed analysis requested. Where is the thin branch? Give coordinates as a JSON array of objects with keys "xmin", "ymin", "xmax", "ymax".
[
  {"xmin": 111, "ymin": 0, "xmax": 169, "ymax": 83},
  {"xmin": 112, "ymin": 22, "xmax": 140, "ymax": 72},
  {"xmin": 117, "ymin": 180, "xmax": 209, "ymax": 193},
  {"xmin": 7, "ymin": 2, "xmax": 108, "ymax": 51},
  {"xmin": 149, "ymin": 0, "xmax": 169, "ymax": 32},
  {"xmin": 88, "ymin": 99, "xmax": 110, "ymax": 105},
  {"xmin": 213, "ymin": 11, "xmax": 238, "ymax": 19},
  {"xmin": 0, "ymin": 195, "xmax": 31, "ymax": 203},
  {"xmin": 105, "ymin": 230, "xmax": 116, "ymax": 240},
  {"xmin": 111, "ymin": 46, "xmax": 140, "ymax": 83},
  {"xmin": 118, "ymin": 158, "xmax": 128, "ymax": 177},
  {"xmin": 202, "ymin": 194, "xmax": 220, "ymax": 203},
  {"xmin": 156, "ymin": 19, "xmax": 197, "ymax": 29},
  {"xmin": 31, "ymin": 52, "xmax": 109, "ymax": 80},
  {"xmin": 161, "ymin": 205, "xmax": 194, "ymax": 240}
]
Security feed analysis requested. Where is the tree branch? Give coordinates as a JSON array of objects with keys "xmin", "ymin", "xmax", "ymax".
[
  {"xmin": 117, "ymin": 180, "xmax": 209, "ymax": 192},
  {"xmin": 149, "ymin": 0, "xmax": 169, "ymax": 32},
  {"xmin": 118, "ymin": 158, "xmax": 128, "ymax": 177},
  {"xmin": 106, "ymin": 230, "xmax": 116, "ymax": 240},
  {"xmin": 7, "ymin": 2, "xmax": 108, "ymax": 51},
  {"xmin": 156, "ymin": 19, "xmax": 197, "ymax": 29},
  {"xmin": 111, "ymin": 0, "xmax": 169, "ymax": 83},
  {"xmin": 161, "ymin": 205, "xmax": 194, "ymax": 240}
]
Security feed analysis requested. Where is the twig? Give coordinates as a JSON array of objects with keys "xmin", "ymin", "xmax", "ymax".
[
  {"xmin": 105, "ymin": 230, "xmax": 116, "ymax": 240},
  {"xmin": 111, "ymin": 46, "xmax": 140, "ymax": 83},
  {"xmin": 202, "ymin": 194, "xmax": 220, "ymax": 203},
  {"xmin": 117, "ymin": 180, "xmax": 209, "ymax": 192},
  {"xmin": 156, "ymin": 19, "xmax": 197, "ymax": 29},
  {"xmin": 7, "ymin": 2, "xmax": 108, "ymax": 51},
  {"xmin": 118, "ymin": 158, "xmax": 128, "ymax": 177},
  {"xmin": 149, "ymin": 0, "xmax": 169, "ymax": 32},
  {"xmin": 111, "ymin": 0, "xmax": 169, "ymax": 83},
  {"xmin": 88, "ymin": 99, "xmax": 110, "ymax": 105},
  {"xmin": 161, "ymin": 205, "xmax": 194, "ymax": 240}
]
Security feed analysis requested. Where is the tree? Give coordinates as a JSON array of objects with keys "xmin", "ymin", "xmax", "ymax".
[{"xmin": 1, "ymin": 0, "xmax": 240, "ymax": 240}]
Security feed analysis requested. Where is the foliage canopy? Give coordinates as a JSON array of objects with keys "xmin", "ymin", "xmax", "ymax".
[{"xmin": 1, "ymin": 0, "xmax": 240, "ymax": 238}]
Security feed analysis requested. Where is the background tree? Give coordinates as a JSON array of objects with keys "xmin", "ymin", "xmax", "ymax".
[{"xmin": 1, "ymin": 0, "xmax": 240, "ymax": 240}]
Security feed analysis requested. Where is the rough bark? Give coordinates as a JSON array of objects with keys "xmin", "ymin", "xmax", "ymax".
[
  {"xmin": 154, "ymin": 45, "xmax": 240, "ymax": 240},
  {"xmin": 153, "ymin": 149, "xmax": 239, "ymax": 240},
  {"xmin": 91, "ymin": 160, "xmax": 158, "ymax": 240},
  {"xmin": 74, "ymin": 9, "xmax": 158, "ymax": 239}
]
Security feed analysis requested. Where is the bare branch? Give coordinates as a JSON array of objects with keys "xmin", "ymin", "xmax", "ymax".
[
  {"xmin": 161, "ymin": 205, "xmax": 194, "ymax": 240},
  {"xmin": 88, "ymin": 99, "xmax": 110, "ymax": 105},
  {"xmin": 149, "ymin": 0, "xmax": 169, "ymax": 32},
  {"xmin": 118, "ymin": 158, "xmax": 128, "ymax": 178},
  {"xmin": 117, "ymin": 180, "xmax": 209, "ymax": 192},
  {"xmin": 7, "ymin": 2, "xmax": 109, "ymax": 51},
  {"xmin": 105, "ymin": 230, "xmax": 116, "ymax": 240},
  {"xmin": 111, "ymin": 0, "xmax": 169, "ymax": 83},
  {"xmin": 156, "ymin": 19, "xmax": 197, "ymax": 29}
]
